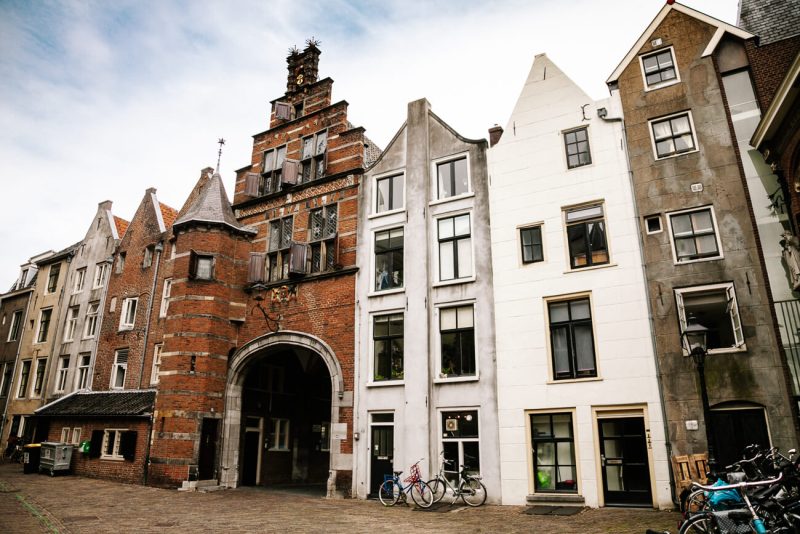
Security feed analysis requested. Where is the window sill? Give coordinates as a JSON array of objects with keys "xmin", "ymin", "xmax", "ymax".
[
  {"xmin": 654, "ymin": 148, "xmax": 699, "ymax": 161},
  {"xmin": 268, "ymin": 448, "xmax": 291, "ymax": 453},
  {"xmin": 429, "ymin": 192, "xmax": 475, "ymax": 207},
  {"xmin": 433, "ymin": 374, "xmax": 479, "ymax": 384},
  {"xmin": 682, "ymin": 345, "xmax": 747, "ymax": 356},
  {"xmin": 673, "ymin": 255, "xmax": 724, "ymax": 265},
  {"xmin": 644, "ymin": 79, "xmax": 680, "ymax": 92},
  {"xmin": 563, "ymin": 263, "xmax": 617, "ymax": 274},
  {"xmin": 546, "ymin": 376, "xmax": 602, "ymax": 385},
  {"xmin": 368, "ymin": 288, "xmax": 405, "ymax": 298},
  {"xmin": 118, "ymin": 326, "xmax": 134, "ymax": 332},
  {"xmin": 368, "ymin": 208, "xmax": 405, "ymax": 220},
  {"xmin": 367, "ymin": 380, "xmax": 404, "ymax": 388},
  {"xmin": 100, "ymin": 456, "xmax": 124, "ymax": 462},
  {"xmin": 433, "ymin": 276, "xmax": 476, "ymax": 288}
]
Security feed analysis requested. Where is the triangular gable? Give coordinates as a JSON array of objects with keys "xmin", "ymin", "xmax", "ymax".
[{"xmin": 607, "ymin": 2, "xmax": 753, "ymax": 84}]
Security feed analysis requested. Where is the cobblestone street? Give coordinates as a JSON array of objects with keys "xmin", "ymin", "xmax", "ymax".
[{"xmin": 0, "ymin": 463, "xmax": 680, "ymax": 533}]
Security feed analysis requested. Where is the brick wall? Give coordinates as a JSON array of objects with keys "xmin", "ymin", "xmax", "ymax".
[{"xmin": 745, "ymin": 35, "xmax": 800, "ymax": 111}]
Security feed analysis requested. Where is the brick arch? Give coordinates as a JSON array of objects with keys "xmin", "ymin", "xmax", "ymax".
[{"xmin": 218, "ymin": 330, "xmax": 345, "ymax": 491}]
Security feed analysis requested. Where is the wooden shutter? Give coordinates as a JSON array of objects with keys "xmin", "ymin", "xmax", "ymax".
[
  {"xmin": 188, "ymin": 250, "xmax": 198, "ymax": 280},
  {"xmin": 244, "ymin": 173, "xmax": 260, "ymax": 197},
  {"xmin": 248, "ymin": 253, "xmax": 266, "ymax": 283},
  {"xmin": 289, "ymin": 242, "xmax": 307, "ymax": 275},
  {"xmin": 89, "ymin": 430, "xmax": 103, "ymax": 458},
  {"xmin": 275, "ymin": 102, "xmax": 291, "ymax": 120},
  {"xmin": 282, "ymin": 160, "xmax": 299, "ymax": 186},
  {"xmin": 120, "ymin": 430, "xmax": 137, "ymax": 461}
]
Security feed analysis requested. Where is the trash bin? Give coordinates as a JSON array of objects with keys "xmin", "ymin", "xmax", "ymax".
[
  {"xmin": 22, "ymin": 443, "xmax": 41, "ymax": 474},
  {"xmin": 39, "ymin": 442, "xmax": 73, "ymax": 476}
]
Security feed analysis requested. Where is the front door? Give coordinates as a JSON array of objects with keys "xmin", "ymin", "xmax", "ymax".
[
  {"xmin": 710, "ymin": 408, "xmax": 770, "ymax": 469},
  {"xmin": 369, "ymin": 424, "xmax": 394, "ymax": 497},
  {"xmin": 241, "ymin": 416, "xmax": 263, "ymax": 486},
  {"xmin": 598, "ymin": 417, "xmax": 652, "ymax": 506},
  {"xmin": 198, "ymin": 418, "xmax": 218, "ymax": 480}
]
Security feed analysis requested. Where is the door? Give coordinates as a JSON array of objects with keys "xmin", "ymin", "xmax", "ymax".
[
  {"xmin": 241, "ymin": 416, "xmax": 263, "ymax": 486},
  {"xmin": 710, "ymin": 408, "xmax": 769, "ymax": 469},
  {"xmin": 369, "ymin": 425, "xmax": 394, "ymax": 497},
  {"xmin": 598, "ymin": 417, "xmax": 652, "ymax": 506},
  {"xmin": 198, "ymin": 418, "xmax": 218, "ymax": 480}
]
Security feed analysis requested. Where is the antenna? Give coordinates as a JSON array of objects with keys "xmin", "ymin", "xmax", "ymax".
[{"xmin": 216, "ymin": 138, "xmax": 226, "ymax": 172}]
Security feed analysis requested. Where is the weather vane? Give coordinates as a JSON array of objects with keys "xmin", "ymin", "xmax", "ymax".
[{"xmin": 216, "ymin": 138, "xmax": 226, "ymax": 172}]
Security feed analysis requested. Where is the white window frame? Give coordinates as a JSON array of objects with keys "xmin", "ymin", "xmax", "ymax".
[
  {"xmin": 666, "ymin": 206, "xmax": 724, "ymax": 264},
  {"xmin": 159, "ymin": 279, "xmax": 172, "ymax": 318},
  {"xmin": 435, "ymin": 211, "xmax": 475, "ymax": 285},
  {"xmin": 83, "ymin": 302, "xmax": 99, "ymax": 339},
  {"xmin": 369, "ymin": 309, "xmax": 405, "ymax": 385},
  {"xmin": 56, "ymin": 355, "xmax": 69, "ymax": 392},
  {"xmin": 60, "ymin": 427, "xmax": 70, "ymax": 443},
  {"xmin": 648, "ymin": 111, "xmax": 698, "ymax": 160},
  {"xmin": 31, "ymin": 357, "xmax": 47, "ymax": 398},
  {"xmin": 35, "ymin": 308, "xmax": 53, "ymax": 344},
  {"xmin": 16, "ymin": 360, "xmax": 31, "ymax": 398},
  {"xmin": 7, "ymin": 310, "xmax": 22, "ymax": 342},
  {"xmin": 111, "ymin": 349, "xmax": 128, "ymax": 390},
  {"xmin": 372, "ymin": 170, "xmax": 406, "ymax": 216},
  {"xmin": 74, "ymin": 267, "xmax": 87, "ymax": 293},
  {"xmin": 371, "ymin": 225, "xmax": 405, "ymax": 295},
  {"xmin": 544, "ymin": 291, "xmax": 602, "ymax": 383},
  {"xmin": 151, "ymin": 343, "xmax": 162, "ymax": 385},
  {"xmin": 75, "ymin": 353, "xmax": 91, "ymax": 390},
  {"xmin": 434, "ymin": 301, "xmax": 478, "ymax": 382},
  {"xmin": 639, "ymin": 45, "xmax": 680, "ymax": 91},
  {"xmin": 439, "ymin": 408, "xmax": 481, "ymax": 479},
  {"xmin": 71, "ymin": 427, "xmax": 82, "ymax": 445},
  {"xmin": 645, "ymin": 215, "xmax": 663, "ymax": 235},
  {"xmin": 63, "ymin": 306, "xmax": 79, "ymax": 342},
  {"xmin": 270, "ymin": 418, "xmax": 290, "ymax": 451},
  {"xmin": 431, "ymin": 152, "xmax": 472, "ymax": 203},
  {"xmin": 675, "ymin": 282, "xmax": 746, "ymax": 354},
  {"xmin": 101, "ymin": 429, "xmax": 126, "ymax": 460},
  {"xmin": 562, "ymin": 202, "xmax": 611, "ymax": 271},
  {"xmin": 119, "ymin": 297, "xmax": 138, "ymax": 331}
]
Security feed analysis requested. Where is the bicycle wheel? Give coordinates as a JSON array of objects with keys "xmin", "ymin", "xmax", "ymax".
[
  {"xmin": 683, "ymin": 489, "xmax": 710, "ymax": 518},
  {"xmin": 410, "ymin": 480, "xmax": 434, "ymax": 508},
  {"xmin": 427, "ymin": 477, "xmax": 447, "ymax": 503},
  {"xmin": 378, "ymin": 479, "xmax": 400, "ymax": 506},
  {"xmin": 678, "ymin": 513, "xmax": 715, "ymax": 534},
  {"xmin": 459, "ymin": 477, "xmax": 487, "ymax": 507}
]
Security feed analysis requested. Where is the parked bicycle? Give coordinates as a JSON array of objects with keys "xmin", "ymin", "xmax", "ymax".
[
  {"xmin": 426, "ymin": 453, "xmax": 487, "ymax": 507},
  {"xmin": 378, "ymin": 459, "xmax": 434, "ymax": 508}
]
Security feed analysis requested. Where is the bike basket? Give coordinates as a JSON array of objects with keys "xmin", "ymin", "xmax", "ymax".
[
  {"xmin": 711, "ymin": 510, "xmax": 754, "ymax": 534},
  {"xmin": 405, "ymin": 464, "xmax": 422, "ymax": 483}
]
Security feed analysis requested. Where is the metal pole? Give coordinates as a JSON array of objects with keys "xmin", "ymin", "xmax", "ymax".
[{"xmin": 696, "ymin": 357, "xmax": 717, "ymax": 474}]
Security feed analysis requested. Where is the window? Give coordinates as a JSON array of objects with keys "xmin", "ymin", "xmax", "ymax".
[
  {"xmin": 260, "ymin": 145, "xmax": 288, "ymax": 195},
  {"xmin": 56, "ymin": 355, "xmax": 69, "ymax": 392},
  {"xmin": 565, "ymin": 204, "xmax": 609, "ymax": 269},
  {"xmin": 530, "ymin": 413, "xmax": 577, "ymax": 493},
  {"xmin": 300, "ymin": 131, "xmax": 327, "ymax": 183},
  {"xmin": 440, "ymin": 305, "xmax": 475, "ymax": 378},
  {"xmin": 151, "ymin": 344, "xmax": 162, "ymax": 385},
  {"xmin": 667, "ymin": 207, "xmax": 722, "ymax": 263},
  {"xmin": 320, "ymin": 422, "xmax": 331, "ymax": 452},
  {"xmin": 722, "ymin": 70, "xmax": 759, "ymax": 117},
  {"xmin": 111, "ymin": 349, "xmax": 128, "ymax": 389},
  {"xmin": 373, "ymin": 314, "xmax": 403, "ymax": 382},
  {"xmin": 645, "ymin": 215, "xmax": 662, "ymax": 234},
  {"xmin": 0, "ymin": 363, "xmax": 12, "ymax": 397},
  {"xmin": 376, "ymin": 173, "xmax": 404, "ymax": 213},
  {"xmin": 63, "ymin": 306, "xmax": 79, "ymax": 342},
  {"xmin": 436, "ymin": 156, "xmax": 469, "ymax": 199},
  {"xmin": 548, "ymin": 297, "xmax": 596, "ymax": 380},
  {"xmin": 101, "ymin": 429, "xmax": 126, "ymax": 460},
  {"xmin": 268, "ymin": 217, "xmax": 293, "ymax": 282},
  {"xmin": 650, "ymin": 112, "xmax": 696, "ymax": 159},
  {"xmin": 32, "ymin": 358, "xmax": 46, "ymax": 396},
  {"xmin": 71, "ymin": 427, "xmax": 82, "ymax": 445},
  {"xmin": 438, "ymin": 214, "xmax": 472, "ymax": 281},
  {"xmin": 520, "ymin": 226, "xmax": 544, "ymax": 264},
  {"xmin": 375, "ymin": 228, "xmax": 404, "ymax": 291},
  {"xmin": 676, "ymin": 283, "xmax": 744, "ymax": 353},
  {"xmin": 7, "ymin": 310, "xmax": 22, "ymax": 342},
  {"xmin": 75, "ymin": 353, "xmax": 90, "ymax": 390},
  {"xmin": 189, "ymin": 253, "xmax": 214, "ymax": 281},
  {"xmin": 441, "ymin": 410, "xmax": 480, "ymax": 480},
  {"xmin": 74, "ymin": 268, "xmax": 87, "ymax": 292},
  {"xmin": 564, "ymin": 127, "xmax": 591, "ymax": 169},
  {"xmin": 160, "ymin": 279, "xmax": 172, "ymax": 318},
  {"xmin": 116, "ymin": 252, "xmax": 126, "ymax": 274},
  {"xmin": 36, "ymin": 308, "xmax": 53, "ymax": 343},
  {"xmin": 640, "ymin": 47, "xmax": 678, "ymax": 88},
  {"xmin": 93, "ymin": 262, "xmax": 108, "ymax": 288},
  {"xmin": 17, "ymin": 360, "xmax": 31, "ymax": 398},
  {"xmin": 84, "ymin": 302, "xmax": 99, "ymax": 338},
  {"xmin": 17, "ymin": 268, "xmax": 28, "ymax": 290},
  {"xmin": 61, "ymin": 427, "xmax": 70, "ymax": 443},
  {"xmin": 46, "ymin": 264, "xmax": 61, "ymax": 294},
  {"xmin": 142, "ymin": 245, "xmax": 154, "ymax": 268},
  {"xmin": 270, "ymin": 418, "xmax": 290, "ymax": 450},
  {"xmin": 308, "ymin": 205, "xmax": 337, "ymax": 274},
  {"xmin": 119, "ymin": 298, "xmax": 137, "ymax": 331}
]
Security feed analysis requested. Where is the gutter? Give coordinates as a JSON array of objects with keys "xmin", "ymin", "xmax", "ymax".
[{"xmin": 137, "ymin": 243, "xmax": 163, "ymax": 389}]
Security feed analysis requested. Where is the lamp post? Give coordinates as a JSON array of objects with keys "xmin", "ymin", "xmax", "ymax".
[{"xmin": 682, "ymin": 314, "xmax": 717, "ymax": 474}]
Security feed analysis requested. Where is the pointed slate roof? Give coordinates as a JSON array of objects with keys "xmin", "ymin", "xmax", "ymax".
[
  {"xmin": 173, "ymin": 172, "xmax": 256, "ymax": 235},
  {"xmin": 35, "ymin": 390, "xmax": 156, "ymax": 417}
]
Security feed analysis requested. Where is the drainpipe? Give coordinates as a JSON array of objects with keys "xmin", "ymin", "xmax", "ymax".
[
  {"xmin": 137, "ymin": 242, "xmax": 163, "ymax": 389},
  {"xmin": 0, "ymin": 288, "xmax": 33, "ymax": 445},
  {"xmin": 599, "ymin": 108, "xmax": 680, "ymax": 507}
]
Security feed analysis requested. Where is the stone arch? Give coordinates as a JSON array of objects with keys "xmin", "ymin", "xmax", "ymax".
[{"xmin": 218, "ymin": 330, "xmax": 345, "ymax": 490}]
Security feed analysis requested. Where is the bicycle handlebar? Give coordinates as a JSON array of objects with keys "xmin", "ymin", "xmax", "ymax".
[{"xmin": 691, "ymin": 472, "xmax": 783, "ymax": 492}]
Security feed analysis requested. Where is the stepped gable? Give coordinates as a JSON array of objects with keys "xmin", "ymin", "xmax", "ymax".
[{"xmin": 173, "ymin": 171, "xmax": 256, "ymax": 235}]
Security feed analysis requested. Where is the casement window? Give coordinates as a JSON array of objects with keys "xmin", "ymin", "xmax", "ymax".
[
  {"xmin": 268, "ymin": 216, "xmax": 294, "ymax": 282},
  {"xmin": 71, "ymin": 427, "xmax": 82, "ymax": 445},
  {"xmin": 270, "ymin": 418, "xmax": 290, "ymax": 451},
  {"xmin": 645, "ymin": 215, "xmax": 663, "ymax": 234},
  {"xmin": 151, "ymin": 344, "xmax": 162, "ymax": 385},
  {"xmin": 142, "ymin": 245, "xmax": 154, "ymax": 268},
  {"xmin": 36, "ymin": 308, "xmax": 53, "ymax": 343},
  {"xmin": 564, "ymin": 127, "xmax": 591, "ymax": 169},
  {"xmin": 17, "ymin": 360, "xmax": 31, "ymax": 398},
  {"xmin": 17, "ymin": 269, "xmax": 28, "ymax": 290},
  {"xmin": 0, "ymin": 363, "xmax": 12, "ymax": 397},
  {"xmin": 438, "ymin": 213, "xmax": 473, "ymax": 281},
  {"xmin": 548, "ymin": 296, "xmax": 597, "ymax": 380},
  {"xmin": 93, "ymin": 262, "xmax": 108, "ymax": 288},
  {"xmin": 436, "ymin": 156, "xmax": 469, "ymax": 199},
  {"xmin": 441, "ymin": 410, "xmax": 480, "ymax": 479},
  {"xmin": 159, "ymin": 279, "xmax": 172, "ymax": 318},
  {"xmin": 98, "ymin": 429, "xmax": 136, "ymax": 461},
  {"xmin": 300, "ymin": 130, "xmax": 327, "ymax": 183},
  {"xmin": 667, "ymin": 206, "xmax": 722, "ymax": 263},
  {"xmin": 530, "ymin": 412, "xmax": 577, "ymax": 493},
  {"xmin": 74, "ymin": 267, "xmax": 86, "ymax": 292},
  {"xmin": 722, "ymin": 70, "xmax": 759, "ymax": 117},
  {"xmin": 75, "ymin": 353, "xmax": 90, "ymax": 390},
  {"xmin": 274, "ymin": 101, "xmax": 292, "ymax": 120},
  {"xmin": 440, "ymin": 305, "xmax": 475, "ymax": 378},
  {"xmin": 119, "ymin": 298, "xmax": 138, "ymax": 331},
  {"xmin": 376, "ymin": 173, "xmax": 404, "ymax": 213},
  {"xmin": 116, "ymin": 252, "xmax": 126, "ymax": 274},
  {"xmin": 61, "ymin": 427, "xmax": 70, "ymax": 443},
  {"xmin": 676, "ymin": 283, "xmax": 745, "ymax": 353},
  {"xmin": 373, "ymin": 313, "xmax": 404, "ymax": 382},
  {"xmin": 650, "ymin": 112, "xmax": 697, "ymax": 159},
  {"xmin": 46, "ymin": 264, "xmax": 60, "ymax": 294},
  {"xmin": 520, "ymin": 225, "xmax": 544, "ymax": 264},
  {"xmin": 308, "ymin": 205, "xmax": 337, "ymax": 274},
  {"xmin": 189, "ymin": 252, "xmax": 214, "ymax": 281},
  {"xmin": 84, "ymin": 302, "xmax": 99, "ymax": 338},
  {"xmin": 260, "ymin": 145, "xmax": 288, "ymax": 195},
  {"xmin": 56, "ymin": 355, "xmax": 69, "ymax": 392},
  {"xmin": 565, "ymin": 204, "xmax": 609, "ymax": 269},
  {"xmin": 63, "ymin": 306, "xmax": 79, "ymax": 342},
  {"xmin": 640, "ymin": 47, "xmax": 678, "ymax": 89},
  {"xmin": 375, "ymin": 228, "xmax": 404, "ymax": 291},
  {"xmin": 32, "ymin": 358, "xmax": 46, "ymax": 397},
  {"xmin": 111, "ymin": 349, "xmax": 128, "ymax": 389},
  {"xmin": 7, "ymin": 310, "xmax": 22, "ymax": 342}
]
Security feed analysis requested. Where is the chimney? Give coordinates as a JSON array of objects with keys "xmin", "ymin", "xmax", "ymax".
[
  {"xmin": 287, "ymin": 40, "xmax": 321, "ymax": 94},
  {"xmin": 488, "ymin": 125, "xmax": 504, "ymax": 147}
]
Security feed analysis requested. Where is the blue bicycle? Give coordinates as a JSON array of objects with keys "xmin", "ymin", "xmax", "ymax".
[{"xmin": 378, "ymin": 459, "xmax": 434, "ymax": 508}]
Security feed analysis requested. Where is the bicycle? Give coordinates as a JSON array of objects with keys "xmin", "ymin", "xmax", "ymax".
[
  {"xmin": 426, "ymin": 454, "xmax": 487, "ymax": 507},
  {"xmin": 378, "ymin": 459, "xmax": 434, "ymax": 508}
]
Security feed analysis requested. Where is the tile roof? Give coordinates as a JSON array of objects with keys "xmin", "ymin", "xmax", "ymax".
[
  {"xmin": 114, "ymin": 216, "xmax": 130, "ymax": 238},
  {"xmin": 363, "ymin": 132, "xmax": 383, "ymax": 168},
  {"xmin": 738, "ymin": 0, "xmax": 800, "ymax": 45},
  {"xmin": 35, "ymin": 390, "xmax": 156, "ymax": 417},
  {"xmin": 173, "ymin": 172, "xmax": 256, "ymax": 235},
  {"xmin": 159, "ymin": 203, "xmax": 179, "ymax": 229}
]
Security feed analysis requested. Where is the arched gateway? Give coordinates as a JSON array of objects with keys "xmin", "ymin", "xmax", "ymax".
[{"xmin": 219, "ymin": 331, "xmax": 347, "ymax": 496}]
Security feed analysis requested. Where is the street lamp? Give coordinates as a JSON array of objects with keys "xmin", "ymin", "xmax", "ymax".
[{"xmin": 681, "ymin": 314, "xmax": 717, "ymax": 474}]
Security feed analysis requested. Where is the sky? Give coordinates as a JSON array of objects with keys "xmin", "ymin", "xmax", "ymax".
[{"xmin": 0, "ymin": 0, "xmax": 740, "ymax": 287}]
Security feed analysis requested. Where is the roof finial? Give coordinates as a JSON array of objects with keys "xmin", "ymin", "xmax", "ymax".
[{"xmin": 216, "ymin": 138, "xmax": 226, "ymax": 173}]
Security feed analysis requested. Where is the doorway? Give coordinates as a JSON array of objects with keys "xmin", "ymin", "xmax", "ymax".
[
  {"xmin": 597, "ymin": 416, "xmax": 652, "ymax": 506},
  {"xmin": 241, "ymin": 416, "xmax": 263, "ymax": 486},
  {"xmin": 369, "ymin": 413, "xmax": 394, "ymax": 497},
  {"xmin": 198, "ymin": 418, "xmax": 219, "ymax": 480},
  {"xmin": 710, "ymin": 406, "xmax": 770, "ymax": 469}
]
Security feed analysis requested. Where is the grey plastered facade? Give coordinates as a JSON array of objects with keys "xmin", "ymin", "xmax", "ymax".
[{"xmin": 354, "ymin": 98, "xmax": 500, "ymax": 501}]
